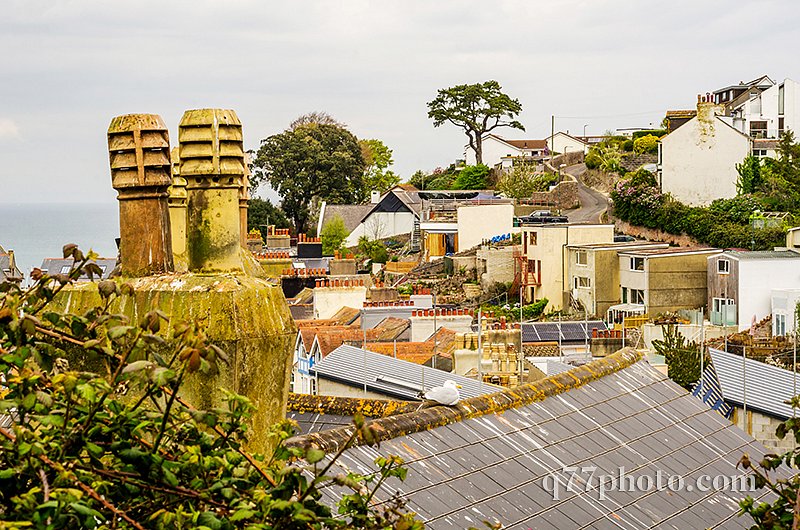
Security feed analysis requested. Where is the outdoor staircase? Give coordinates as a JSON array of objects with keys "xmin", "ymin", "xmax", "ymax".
[{"xmin": 411, "ymin": 219, "xmax": 421, "ymax": 252}]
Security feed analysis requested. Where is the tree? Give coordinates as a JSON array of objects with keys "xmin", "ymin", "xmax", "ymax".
[
  {"xmin": 357, "ymin": 236, "xmax": 389, "ymax": 264},
  {"xmin": 427, "ymin": 80, "xmax": 524, "ymax": 165},
  {"xmin": 454, "ymin": 164, "xmax": 491, "ymax": 190},
  {"xmin": 407, "ymin": 170, "xmax": 427, "ymax": 190},
  {"xmin": 633, "ymin": 134, "xmax": 658, "ymax": 154},
  {"xmin": 496, "ymin": 161, "xmax": 557, "ymax": 198},
  {"xmin": 651, "ymin": 325, "xmax": 703, "ymax": 388},
  {"xmin": 320, "ymin": 214, "xmax": 350, "ymax": 255},
  {"xmin": 247, "ymin": 197, "xmax": 291, "ymax": 241},
  {"xmin": 359, "ymin": 139, "xmax": 400, "ymax": 195},
  {"xmin": 253, "ymin": 119, "xmax": 366, "ymax": 233},
  {"xmin": 0, "ymin": 245, "xmax": 422, "ymax": 529},
  {"xmin": 736, "ymin": 155, "xmax": 763, "ymax": 195},
  {"xmin": 289, "ymin": 111, "xmax": 344, "ymax": 131}
]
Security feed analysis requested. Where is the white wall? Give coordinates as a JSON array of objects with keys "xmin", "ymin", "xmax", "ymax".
[
  {"xmin": 457, "ymin": 203, "xmax": 514, "ymax": 251},
  {"xmin": 547, "ymin": 133, "xmax": 588, "ymax": 154},
  {"xmin": 313, "ymin": 286, "xmax": 367, "ymax": 319},
  {"xmin": 772, "ymin": 289, "xmax": 800, "ymax": 336},
  {"xmin": 661, "ymin": 113, "xmax": 751, "ymax": 206},
  {"xmin": 466, "ymin": 136, "xmax": 520, "ymax": 167},
  {"xmin": 738, "ymin": 259, "xmax": 800, "ymax": 331},
  {"xmin": 345, "ymin": 211, "xmax": 415, "ymax": 247},
  {"xmin": 410, "ymin": 315, "xmax": 473, "ymax": 342},
  {"xmin": 783, "ymin": 79, "xmax": 800, "ymax": 136}
]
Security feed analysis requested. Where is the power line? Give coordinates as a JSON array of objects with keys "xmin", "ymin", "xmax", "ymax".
[{"xmin": 554, "ymin": 110, "xmax": 665, "ymax": 120}]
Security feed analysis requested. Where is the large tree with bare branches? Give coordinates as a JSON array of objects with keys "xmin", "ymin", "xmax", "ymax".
[{"xmin": 427, "ymin": 80, "xmax": 524, "ymax": 165}]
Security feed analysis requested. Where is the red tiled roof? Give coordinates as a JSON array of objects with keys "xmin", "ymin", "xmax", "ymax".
[{"xmin": 504, "ymin": 139, "xmax": 547, "ymax": 150}]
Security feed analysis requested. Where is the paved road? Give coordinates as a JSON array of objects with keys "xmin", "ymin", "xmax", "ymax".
[{"xmin": 565, "ymin": 163, "xmax": 609, "ymax": 224}]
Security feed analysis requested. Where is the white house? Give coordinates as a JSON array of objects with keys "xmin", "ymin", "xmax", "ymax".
[
  {"xmin": 727, "ymin": 77, "xmax": 800, "ymax": 141},
  {"xmin": 317, "ymin": 185, "xmax": 422, "ymax": 248},
  {"xmin": 545, "ymin": 132, "xmax": 589, "ymax": 155},
  {"xmin": 292, "ymin": 330, "xmax": 321, "ymax": 394},
  {"xmin": 707, "ymin": 250, "xmax": 800, "ymax": 332},
  {"xmin": 659, "ymin": 98, "xmax": 752, "ymax": 206},
  {"xmin": 465, "ymin": 134, "xmax": 547, "ymax": 168}
]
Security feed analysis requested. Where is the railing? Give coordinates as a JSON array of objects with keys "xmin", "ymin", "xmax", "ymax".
[{"xmin": 710, "ymin": 308, "xmax": 737, "ymax": 327}]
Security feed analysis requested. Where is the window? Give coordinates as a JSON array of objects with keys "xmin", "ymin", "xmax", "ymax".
[
  {"xmin": 622, "ymin": 287, "xmax": 628, "ymax": 303},
  {"xmin": 528, "ymin": 231, "xmax": 537, "ymax": 246},
  {"xmin": 574, "ymin": 276, "xmax": 591, "ymax": 289},
  {"xmin": 775, "ymin": 313, "xmax": 787, "ymax": 337},
  {"xmin": 630, "ymin": 257, "xmax": 644, "ymax": 271},
  {"xmin": 575, "ymin": 250, "xmax": 588, "ymax": 265},
  {"xmin": 528, "ymin": 259, "xmax": 536, "ymax": 273},
  {"xmin": 717, "ymin": 259, "xmax": 730, "ymax": 274},
  {"xmin": 60, "ymin": 265, "xmax": 71, "ymax": 274},
  {"xmin": 630, "ymin": 289, "xmax": 645, "ymax": 305},
  {"xmin": 752, "ymin": 149, "xmax": 768, "ymax": 158}
]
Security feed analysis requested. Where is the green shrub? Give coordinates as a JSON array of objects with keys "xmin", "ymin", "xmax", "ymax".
[
  {"xmin": 454, "ymin": 164, "xmax": 491, "ymax": 190},
  {"xmin": 320, "ymin": 213, "xmax": 349, "ymax": 255},
  {"xmin": 632, "ymin": 129, "xmax": 668, "ymax": 140},
  {"xmin": 358, "ymin": 236, "xmax": 389, "ymax": 263},
  {"xmin": 622, "ymin": 139, "xmax": 633, "ymax": 152},
  {"xmin": 585, "ymin": 150, "xmax": 601, "ymax": 170},
  {"xmin": 633, "ymin": 134, "xmax": 658, "ymax": 154}
]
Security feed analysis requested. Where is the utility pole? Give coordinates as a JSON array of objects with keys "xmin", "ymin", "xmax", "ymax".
[
  {"xmin": 433, "ymin": 292, "xmax": 437, "ymax": 370},
  {"xmin": 550, "ymin": 115, "xmax": 555, "ymax": 167},
  {"xmin": 477, "ymin": 308, "xmax": 483, "ymax": 389}
]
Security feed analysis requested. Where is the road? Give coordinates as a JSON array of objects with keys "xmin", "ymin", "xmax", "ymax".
[{"xmin": 564, "ymin": 163, "xmax": 609, "ymax": 224}]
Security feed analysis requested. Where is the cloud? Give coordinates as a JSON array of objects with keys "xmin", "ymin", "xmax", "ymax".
[{"xmin": 0, "ymin": 118, "xmax": 20, "ymax": 139}]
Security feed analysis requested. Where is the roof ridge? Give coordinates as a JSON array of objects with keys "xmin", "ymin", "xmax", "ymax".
[
  {"xmin": 287, "ymin": 393, "xmax": 419, "ymax": 417},
  {"xmin": 285, "ymin": 348, "xmax": 643, "ymax": 452}
]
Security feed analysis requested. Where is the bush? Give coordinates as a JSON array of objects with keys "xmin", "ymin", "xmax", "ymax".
[
  {"xmin": 481, "ymin": 298, "xmax": 549, "ymax": 322},
  {"xmin": 454, "ymin": 164, "xmax": 491, "ymax": 190},
  {"xmin": 585, "ymin": 150, "xmax": 601, "ymax": 170},
  {"xmin": 611, "ymin": 176, "xmax": 786, "ymax": 250},
  {"xmin": 632, "ymin": 129, "xmax": 668, "ymax": 140},
  {"xmin": 358, "ymin": 236, "xmax": 389, "ymax": 263},
  {"xmin": 633, "ymin": 134, "xmax": 658, "ymax": 154},
  {"xmin": 320, "ymin": 213, "xmax": 350, "ymax": 255},
  {"xmin": 497, "ymin": 163, "xmax": 558, "ymax": 198},
  {"xmin": 0, "ymin": 245, "xmax": 422, "ymax": 529},
  {"xmin": 621, "ymin": 139, "xmax": 634, "ymax": 152}
]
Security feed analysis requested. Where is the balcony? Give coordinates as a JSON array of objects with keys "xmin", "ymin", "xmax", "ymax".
[{"xmin": 710, "ymin": 306, "xmax": 737, "ymax": 326}]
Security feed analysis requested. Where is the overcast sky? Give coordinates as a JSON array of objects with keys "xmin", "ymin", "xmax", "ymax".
[{"xmin": 1, "ymin": 0, "xmax": 799, "ymax": 205}]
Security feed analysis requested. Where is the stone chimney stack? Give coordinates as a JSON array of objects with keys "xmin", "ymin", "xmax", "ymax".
[
  {"xmin": 107, "ymin": 114, "xmax": 174, "ymax": 276},
  {"xmin": 696, "ymin": 93, "xmax": 726, "ymax": 124},
  {"xmin": 168, "ymin": 147, "xmax": 188, "ymax": 272},
  {"xmin": 179, "ymin": 109, "xmax": 246, "ymax": 273},
  {"xmin": 239, "ymin": 152, "xmax": 251, "ymax": 247}
]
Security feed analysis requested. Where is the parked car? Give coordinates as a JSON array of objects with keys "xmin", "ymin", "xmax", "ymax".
[{"xmin": 517, "ymin": 210, "xmax": 568, "ymax": 224}]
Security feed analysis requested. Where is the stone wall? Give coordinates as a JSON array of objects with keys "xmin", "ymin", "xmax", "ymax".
[
  {"xmin": 476, "ymin": 245, "xmax": 518, "ymax": 290},
  {"xmin": 614, "ymin": 218, "xmax": 699, "ymax": 247},
  {"xmin": 731, "ymin": 406, "xmax": 795, "ymax": 452},
  {"xmin": 527, "ymin": 178, "xmax": 579, "ymax": 210}
]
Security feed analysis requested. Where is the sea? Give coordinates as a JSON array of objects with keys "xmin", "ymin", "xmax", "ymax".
[{"xmin": 0, "ymin": 203, "xmax": 120, "ymax": 277}]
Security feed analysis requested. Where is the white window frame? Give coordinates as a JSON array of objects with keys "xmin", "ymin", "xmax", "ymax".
[
  {"xmin": 630, "ymin": 257, "xmax": 644, "ymax": 271},
  {"xmin": 717, "ymin": 259, "xmax": 730, "ymax": 274},
  {"xmin": 575, "ymin": 250, "xmax": 588, "ymax": 266},
  {"xmin": 60, "ymin": 265, "xmax": 72, "ymax": 274},
  {"xmin": 630, "ymin": 288, "xmax": 645, "ymax": 305}
]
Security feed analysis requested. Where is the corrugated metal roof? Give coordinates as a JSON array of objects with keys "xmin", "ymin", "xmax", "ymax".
[
  {"xmin": 521, "ymin": 320, "xmax": 606, "ymax": 343},
  {"xmin": 710, "ymin": 347, "xmax": 800, "ymax": 419},
  {"xmin": 312, "ymin": 344, "xmax": 500, "ymax": 400},
  {"xmin": 303, "ymin": 360, "xmax": 782, "ymax": 528}
]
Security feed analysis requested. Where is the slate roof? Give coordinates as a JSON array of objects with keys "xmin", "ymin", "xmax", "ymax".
[
  {"xmin": 320, "ymin": 204, "xmax": 374, "ymax": 233},
  {"xmin": 522, "ymin": 320, "xmax": 607, "ymax": 344},
  {"xmin": 312, "ymin": 344, "xmax": 501, "ymax": 401},
  {"xmin": 289, "ymin": 350, "xmax": 782, "ymax": 529},
  {"xmin": 709, "ymin": 347, "xmax": 799, "ymax": 419},
  {"xmin": 723, "ymin": 250, "xmax": 800, "ymax": 260},
  {"xmin": 39, "ymin": 257, "xmax": 117, "ymax": 281}
]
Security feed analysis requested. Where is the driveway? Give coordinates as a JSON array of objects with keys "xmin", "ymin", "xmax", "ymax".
[{"xmin": 565, "ymin": 163, "xmax": 609, "ymax": 224}]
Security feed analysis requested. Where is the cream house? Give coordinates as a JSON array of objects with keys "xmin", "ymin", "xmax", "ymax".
[
  {"xmin": 520, "ymin": 223, "xmax": 615, "ymax": 311},
  {"xmin": 566, "ymin": 241, "xmax": 669, "ymax": 317},
  {"xmin": 659, "ymin": 98, "xmax": 752, "ymax": 206}
]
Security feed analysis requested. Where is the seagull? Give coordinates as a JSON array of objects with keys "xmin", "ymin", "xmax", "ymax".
[{"xmin": 421, "ymin": 380, "xmax": 462, "ymax": 406}]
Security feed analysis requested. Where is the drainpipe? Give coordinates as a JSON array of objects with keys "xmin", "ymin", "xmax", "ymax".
[
  {"xmin": 107, "ymin": 114, "xmax": 174, "ymax": 276},
  {"xmin": 180, "ymin": 109, "xmax": 246, "ymax": 273}
]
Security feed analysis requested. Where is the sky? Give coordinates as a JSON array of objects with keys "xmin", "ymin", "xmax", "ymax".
[{"xmin": 1, "ymin": 0, "xmax": 799, "ymax": 205}]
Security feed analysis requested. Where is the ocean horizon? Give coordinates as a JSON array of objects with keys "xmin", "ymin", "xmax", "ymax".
[{"xmin": 0, "ymin": 202, "xmax": 120, "ymax": 277}]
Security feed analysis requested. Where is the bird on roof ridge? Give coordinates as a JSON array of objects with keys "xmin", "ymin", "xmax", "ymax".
[{"xmin": 420, "ymin": 380, "xmax": 462, "ymax": 406}]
